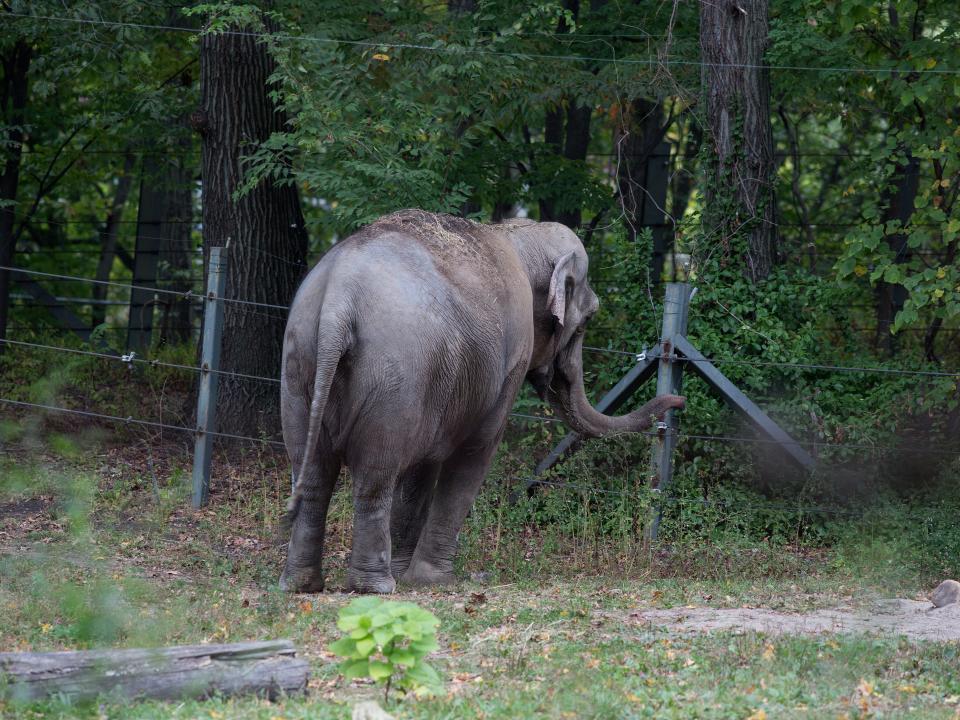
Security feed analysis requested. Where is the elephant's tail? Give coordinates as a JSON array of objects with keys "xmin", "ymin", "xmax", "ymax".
[{"xmin": 286, "ymin": 308, "xmax": 351, "ymax": 525}]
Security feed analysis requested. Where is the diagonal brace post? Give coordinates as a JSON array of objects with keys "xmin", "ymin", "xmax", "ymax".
[
  {"xmin": 521, "ymin": 346, "xmax": 661, "ymax": 494},
  {"xmin": 673, "ymin": 334, "xmax": 815, "ymax": 471}
]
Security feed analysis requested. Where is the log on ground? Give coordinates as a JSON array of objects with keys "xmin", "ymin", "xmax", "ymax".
[{"xmin": 0, "ymin": 639, "xmax": 310, "ymax": 703}]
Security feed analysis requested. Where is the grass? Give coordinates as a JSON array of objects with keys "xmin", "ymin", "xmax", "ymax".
[{"xmin": 2, "ymin": 424, "xmax": 960, "ymax": 718}]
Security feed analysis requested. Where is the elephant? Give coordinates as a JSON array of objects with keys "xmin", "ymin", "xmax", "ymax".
[{"xmin": 279, "ymin": 209, "xmax": 684, "ymax": 593}]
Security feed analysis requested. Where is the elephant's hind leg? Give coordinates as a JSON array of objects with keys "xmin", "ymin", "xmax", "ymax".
[
  {"xmin": 280, "ymin": 450, "xmax": 340, "ymax": 593},
  {"xmin": 346, "ymin": 465, "xmax": 400, "ymax": 594},
  {"xmin": 390, "ymin": 462, "xmax": 440, "ymax": 579},
  {"xmin": 401, "ymin": 363, "xmax": 526, "ymax": 587},
  {"xmin": 400, "ymin": 442, "xmax": 497, "ymax": 586}
]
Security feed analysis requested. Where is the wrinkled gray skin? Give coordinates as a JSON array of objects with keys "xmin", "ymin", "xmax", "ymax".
[{"xmin": 279, "ymin": 210, "xmax": 684, "ymax": 593}]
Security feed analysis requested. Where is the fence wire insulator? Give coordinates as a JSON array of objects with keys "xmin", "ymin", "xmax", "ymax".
[{"xmin": 121, "ymin": 351, "xmax": 136, "ymax": 369}]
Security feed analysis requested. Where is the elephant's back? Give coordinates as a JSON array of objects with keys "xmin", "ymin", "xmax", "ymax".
[{"xmin": 283, "ymin": 210, "xmax": 533, "ymax": 460}]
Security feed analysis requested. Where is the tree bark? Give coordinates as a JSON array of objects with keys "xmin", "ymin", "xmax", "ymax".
[
  {"xmin": 0, "ymin": 640, "xmax": 309, "ymax": 703},
  {"xmin": 157, "ymin": 149, "xmax": 196, "ymax": 346},
  {"xmin": 92, "ymin": 154, "xmax": 136, "ymax": 328},
  {"xmin": 615, "ymin": 98, "xmax": 672, "ymax": 281},
  {"xmin": 700, "ymin": 0, "xmax": 777, "ymax": 282},
  {"xmin": 198, "ymin": 19, "xmax": 308, "ymax": 436},
  {"xmin": 0, "ymin": 39, "xmax": 32, "ymax": 351},
  {"xmin": 535, "ymin": 0, "xmax": 595, "ymax": 230},
  {"xmin": 669, "ymin": 116, "xmax": 701, "ymax": 225},
  {"xmin": 874, "ymin": 153, "xmax": 919, "ymax": 355}
]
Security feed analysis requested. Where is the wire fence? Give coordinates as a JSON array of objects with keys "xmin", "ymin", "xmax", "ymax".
[
  {"xmin": 4, "ymin": 10, "xmax": 959, "ymax": 526},
  {"xmin": 3, "ymin": 256, "xmax": 959, "ymax": 522},
  {"xmin": 10, "ymin": 12, "xmax": 960, "ymax": 76},
  {"xmin": 2, "ymin": 262, "xmax": 958, "ymax": 466},
  {"xmin": 5, "ymin": 264, "xmax": 959, "ymax": 383}
]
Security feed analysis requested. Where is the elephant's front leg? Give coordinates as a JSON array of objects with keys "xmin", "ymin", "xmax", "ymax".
[
  {"xmin": 347, "ymin": 467, "xmax": 399, "ymax": 594},
  {"xmin": 400, "ymin": 442, "xmax": 498, "ymax": 586},
  {"xmin": 390, "ymin": 462, "xmax": 440, "ymax": 579}
]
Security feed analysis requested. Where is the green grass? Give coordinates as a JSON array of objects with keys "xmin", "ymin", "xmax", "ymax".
[{"xmin": 2, "ymin": 428, "xmax": 960, "ymax": 719}]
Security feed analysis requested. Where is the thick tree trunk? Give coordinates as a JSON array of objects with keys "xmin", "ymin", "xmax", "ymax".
[
  {"xmin": 0, "ymin": 39, "xmax": 32, "ymax": 351},
  {"xmin": 700, "ymin": 0, "xmax": 777, "ymax": 282},
  {"xmin": 538, "ymin": 101, "xmax": 593, "ymax": 228},
  {"xmin": 197, "ymin": 20, "xmax": 308, "ymax": 436}
]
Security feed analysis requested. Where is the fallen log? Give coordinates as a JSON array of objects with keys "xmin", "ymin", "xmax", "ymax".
[{"xmin": 0, "ymin": 639, "xmax": 310, "ymax": 703}]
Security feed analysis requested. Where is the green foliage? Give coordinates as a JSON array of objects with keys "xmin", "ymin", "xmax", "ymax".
[
  {"xmin": 769, "ymin": 0, "xmax": 960, "ymax": 335},
  {"xmin": 329, "ymin": 597, "xmax": 442, "ymax": 700}
]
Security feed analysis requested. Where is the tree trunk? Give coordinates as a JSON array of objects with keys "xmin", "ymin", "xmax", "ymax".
[
  {"xmin": 615, "ymin": 98, "xmax": 671, "ymax": 281},
  {"xmin": 535, "ymin": 0, "xmax": 595, "ymax": 230},
  {"xmin": 157, "ymin": 148, "xmax": 196, "ymax": 346},
  {"xmin": 874, "ymin": 153, "xmax": 919, "ymax": 355},
  {"xmin": 0, "ymin": 39, "xmax": 32, "ymax": 351},
  {"xmin": 669, "ymin": 116, "xmax": 701, "ymax": 224},
  {"xmin": 197, "ymin": 18, "xmax": 308, "ymax": 437},
  {"xmin": 92, "ymin": 154, "xmax": 136, "ymax": 328},
  {"xmin": 700, "ymin": 0, "xmax": 777, "ymax": 282}
]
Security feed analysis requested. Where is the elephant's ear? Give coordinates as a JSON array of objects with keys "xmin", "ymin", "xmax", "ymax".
[{"xmin": 547, "ymin": 251, "xmax": 577, "ymax": 328}]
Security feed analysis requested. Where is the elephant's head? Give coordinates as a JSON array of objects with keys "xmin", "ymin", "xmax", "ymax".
[{"xmin": 502, "ymin": 220, "xmax": 684, "ymax": 438}]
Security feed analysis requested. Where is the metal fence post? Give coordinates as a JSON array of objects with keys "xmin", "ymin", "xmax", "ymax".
[
  {"xmin": 645, "ymin": 282, "xmax": 692, "ymax": 540},
  {"xmin": 192, "ymin": 246, "xmax": 227, "ymax": 508}
]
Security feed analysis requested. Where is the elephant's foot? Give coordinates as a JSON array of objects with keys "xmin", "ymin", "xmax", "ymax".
[
  {"xmin": 346, "ymin": 569, "xmax": 397, "ymax": 594},
  {"xmin": 390, "ymin": 551, "xmax": 416, "ymax": 580},
  {"xmin": 279, "ymin": 564, "xmax": 325, "ymax": 593},
  {"xmin": 400, "ymin": 558, "xmax": 456, "ymax": 587}
]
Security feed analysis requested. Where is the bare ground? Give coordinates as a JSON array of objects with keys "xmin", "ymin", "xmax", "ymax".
[{"xmin": 629, "ymin": 598, "xmax": 960, "ymax": 641}]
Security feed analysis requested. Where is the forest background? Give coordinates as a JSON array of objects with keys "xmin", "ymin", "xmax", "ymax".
[{"xmin": 2, "ymin": 0, "xmax": 960, "ymax": 560}]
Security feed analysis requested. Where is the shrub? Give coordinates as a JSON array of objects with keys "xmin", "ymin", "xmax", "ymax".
[{"xmin": 329, "ymin": 597, "xmax": 442, "ymax": 701}]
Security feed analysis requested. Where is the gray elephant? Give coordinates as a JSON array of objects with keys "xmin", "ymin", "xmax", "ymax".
[{"xmin": 279, "ymin": 210, "xmax": 684, "ymax": 593}]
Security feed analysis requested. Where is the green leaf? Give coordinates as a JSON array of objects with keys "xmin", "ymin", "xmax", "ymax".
[
  {"xmin": 389, "ymin": 649, "xmax": 417, "ymax": 666},
  {"xmin": 405, "ymin": 660, "xmax": 442, "ymax": 687},
  {"xmin": 328, "ymin": 637, "xmax": 358, "ymax": 658},
  {"xmin": 410, "ymin": 636, "xmax": 439, "ymax": 654},
  {"xmin": 368, "ymin": 660, "xmax": 394, "ymax": 681},
  {"xmin": 373, "ymin": 627, "xmax": 396, "ymax": 646},
  {"xmin": 340, "ymin": 658, "xmax": 370, "ymax": 680},
  {"xmin": 355, "ymin": 637, "xmax": 377, "ymax": 657}
]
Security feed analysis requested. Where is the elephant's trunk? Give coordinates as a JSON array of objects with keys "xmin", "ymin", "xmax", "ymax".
[{"xmin": 546, "ymin": 334, "xmax": 685, "ymax": 439}]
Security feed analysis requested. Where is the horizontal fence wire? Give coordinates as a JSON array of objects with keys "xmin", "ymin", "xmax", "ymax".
[
  {"xmin": 5, "ymin": 265, "xmax": 958, "ymax": 381},
  {"xmin": 5, "ymin": 395, "xmax": 946, "ymax": 520},
  {"xmin": 10, "ymin": 12, "xmax": 960, "ymax": 76},
  {"xmin": 520, "ymin": 479, "xmax": 948, "ymax": 520},
  {"xmin": 3, "ymin": 352, "xmax": 958, "ymax": 457},
  {"xmin": 0, "ymin": 397, "xmax": 285, "ymax": 447},
  {"xmin": 582, "ymin": 346, "xmax": 960, "ymax": 379}
]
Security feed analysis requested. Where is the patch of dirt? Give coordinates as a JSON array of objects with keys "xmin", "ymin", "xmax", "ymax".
[
  {"xmin": 0, "ymin": 496, "xmax": 51, "ymax": 519},
  {"xmin": 629, "ymin": 599, "xmax": 960, "ymax": 641}
]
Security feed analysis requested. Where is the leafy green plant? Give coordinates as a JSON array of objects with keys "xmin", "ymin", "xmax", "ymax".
[{"xmin": 329, "ymin": 597, "xmax": 442, "ymax": 701}]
